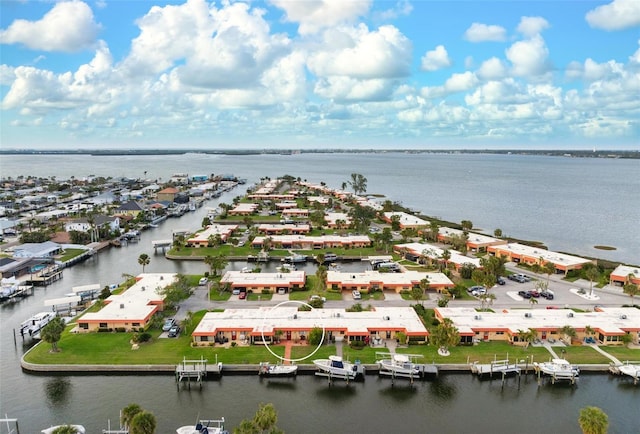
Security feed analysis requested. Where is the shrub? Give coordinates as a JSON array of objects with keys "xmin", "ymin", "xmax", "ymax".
[
  {"xmin": 261, "ymin": 289, "xmax": 270, "ymax": 294},
  {"xmin": 137, "ymin": 332, "xmax": 152, "ymax": 343},
  {"xmin": 116, "ymin": 327, "xmax": 126, "ymax": 333},
  {"xmin": 98, "ymin": 328, "xmax": 110, "ymax": 333},
  {"xmin": 350, "ymin": 340, "xmax": 366, "ymax": 350}
]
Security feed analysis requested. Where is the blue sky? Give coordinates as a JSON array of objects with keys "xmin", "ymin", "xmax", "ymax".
[{"xmin": 1, "ymin": 0, "xmax": 639, "ymax": 150}]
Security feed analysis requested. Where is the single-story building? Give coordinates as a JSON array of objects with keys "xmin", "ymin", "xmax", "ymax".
[
  {"xmin": 191, "ymin": 306, "xmax": 428, "ymax": 346},
  {"xmin": 327, "ymin": 270, "xmax": 454, "ymax": 293},
  {"xmin": 434, "ymin": 306, "xmax": 640, "ymax": 346},
  {"xmin": 228, "ymin": 203, "xmax": 259, "ymax": 216},
  {"xmin": 487, "ymin": 243, "xmax": 593, "ymax": 275},
  {"xmin": 609, "ymin": 264, "xmax": 640, "ymax": 287},
  {"xmin": 437, "ymin": 227, "xmax": 507, "ymax": 252},
  {"xmin": 382, "ymin": 212, "xmax": 429, "ymax": 229},
  {"xmin": 186, "ymin": 224, "xmax": 238, "ymax": 247},
  {"xmin": 394, "ymin": 242, "xmax": 481, "ymax": 271},
  {"xmin": 220, "ymin": 270, "xmax": 306, "ymax": 294},
  {"xmin": 251, "ymin": 234, "xmax": 371, "ymax": 250},
  {"xmin": 76, "ymin": 273, "xmax": 176, "ymax": 332},
  {"xmin": 12, "ymin": 241, "xmax": 62, "ymax": 259},
  {"xmin": 324, "ymin": 212, "xmax": 351, "ymax": 228},
  {"xmin": 257, "ymin": 224, "xmax": 311, "ymax": 235}
]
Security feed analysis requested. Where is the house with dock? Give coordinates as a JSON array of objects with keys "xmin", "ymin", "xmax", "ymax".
[
  {"xmin": 220, "ymin": 270, "xmax": 306, "ymax": 294},
  {"xmin": 434, "ymin": 306, "xmax": 640, "ymax": 346},
  {"xmin": 251, "ymin": 234, "xmax": 371, "ymax": 250},
  {"xmin": 394, "ymin": 242, "xmax": 481, "ymax": 271},
  {"xmin": 191, "ymin": 306, "xmax": 429, "ymax": 346},
  {"xmin": 185, "ymin": 224, "xmax": 238, "ymax": 247}
]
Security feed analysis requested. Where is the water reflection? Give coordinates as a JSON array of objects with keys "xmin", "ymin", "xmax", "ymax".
[
  {"xmin": 429, "ymin": 377, "xmax": 457, "ymax": 401},
  {"xmin": 45, "ymin": 377, "xmax": 71, "ymax": 408},
  {"xmin": 377, "ymin": 382, "xmax": 419, "ymax": 401}
]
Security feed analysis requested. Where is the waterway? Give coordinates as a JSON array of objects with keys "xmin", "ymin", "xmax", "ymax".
[{"xmin": 1, "ymin": 153, "xmax": 638, "ymax": 432}]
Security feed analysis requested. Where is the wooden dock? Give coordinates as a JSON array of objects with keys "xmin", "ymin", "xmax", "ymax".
[
  {"xmin": 175, "ymin": 357, "xmax": 222, "ymax": 389},
  {"xmin": 25, "ymin": 266, "xmax": 63, "ymax": 287}
]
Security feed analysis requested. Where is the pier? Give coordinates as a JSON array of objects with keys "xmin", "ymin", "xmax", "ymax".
[
  {"xmin": 25, "ymin": 266, "xmax": 63, "ymax": 287},
  {"xmin": 152, "ymin": 239, "xmax": 173, "ymax": 253},
  {"xmin": 609, "ymin": 361, "xmax": 640, "ymax": 385},
  {"xmin": 175, "ymin": 356, "xmax": 222, "ymax": 389},
  {"xmin": 471, "ymin": 359, "xmax": 522, "ymax": 388}
]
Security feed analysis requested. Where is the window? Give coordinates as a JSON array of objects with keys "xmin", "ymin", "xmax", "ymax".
[
  {"xmin": 496, "ymin": 331, "xmax": 504, "ymax": 335},
  {"xmin": 132, "ymin": 322, "xmax": 140, "ymax": 327},
  {"xmin": 79, "ymin": 323, "xmax": 88, "ymax": 329},
  {"xmin": 99, "ymin": 322, "xmax": 107, "ymax": 328}
]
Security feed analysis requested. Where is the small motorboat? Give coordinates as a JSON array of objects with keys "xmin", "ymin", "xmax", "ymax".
[
  {"xmin": 258, "ymin": 362, "xmax": 298, "ymax": 377},
  {"xmin": 176, "ymin": 417, "xmax": 228, "ymax": 434}
]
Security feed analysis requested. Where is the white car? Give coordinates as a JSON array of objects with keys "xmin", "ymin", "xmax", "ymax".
[
  {"xmin": 232, "ymin": 289, "xmax": 241, "ymax": 295},
  {"xmin": 352, "ymin": 290, "xmax": 362, "ymax": 300},
  {"xmin": 198, "ymin": 277, "xmax": 208, "ymax": 286},
  {"xmin": 310, "ymin": 295, "xmax": 326, "ymax": 302}
]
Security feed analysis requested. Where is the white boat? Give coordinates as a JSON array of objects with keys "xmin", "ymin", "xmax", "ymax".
[
  {"xmin": 377, "ymin": 354, "xmax": 421, "ymax": 377},
  {"xmin": 534, "ymin": 358, "xmax": 580, "ymax": 378},
  {"xmin": 176, "ymin": 417, "xmax": 228, "ymax": 434},
  {"xmin": 20, "ymin": 311, "xmax": 56, "ymax": 338},
  {"xmin": 617, "ymin": 362, "xmax": 640, "ymax": 380},
  {"xmin": 42, "ymin": 425, "xmax": 85, "ymax": 434},
  {"xmin": 258, "ymin": 362, "xmax": 298, "ymax": 377},
  {"xmin": 313, "ymin": 355, "xmax": 360, "ymax": 380}
]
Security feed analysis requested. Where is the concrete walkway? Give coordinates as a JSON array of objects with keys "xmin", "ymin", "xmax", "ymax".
[
  {"xmin": 587, "ymin": 344, "xmax": 622, "ymax": 365},
  {"xmin": 542, "ymin": 342, "xmax": 560, "ymax": 358}
]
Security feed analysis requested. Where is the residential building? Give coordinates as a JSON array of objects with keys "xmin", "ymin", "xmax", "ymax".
[
  {"xmin": 327, "ymin": 270, "xmax": 454, "ymax": 293},
  {"xmin": 220, "ymin": 270, "xmax": 306, "ymax": 294}
]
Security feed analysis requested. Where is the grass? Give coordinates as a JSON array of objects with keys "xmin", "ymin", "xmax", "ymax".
[
  {"xmin": 598, "ymin": 345, "xmax": 640, "ymax": 362},
  {"xmin": 59, "ymin": 248, "xmax": 87, "ymax": 262}
]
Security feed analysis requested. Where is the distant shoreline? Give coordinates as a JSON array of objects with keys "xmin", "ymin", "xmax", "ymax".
[{"xmin": 0, "ymin": 148, "xmax": 638, "ymax": 159}]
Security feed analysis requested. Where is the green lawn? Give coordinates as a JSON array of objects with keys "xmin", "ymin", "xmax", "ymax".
[
  {"xmin": 598, "ymin": 345, "xmax": 640, "ymax": 362},
  {"xmin": 59, "ymin": 248, "xmax": 87, "ymax": 262}
]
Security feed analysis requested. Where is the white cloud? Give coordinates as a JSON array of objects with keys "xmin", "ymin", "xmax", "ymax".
[
  {"xmin": 505, "ymin": 35, "xmax": 550, "ymax": 77},
  {"xmin": 477, "ymin": 57, "xmax": 507, "ymax": 80},
  {"xmin": 586, "ymin": 0, "xmax": 640, "ymax": 31},
  {"xmin": 464, "ymin": 23, "xmax": 507, "ymax": 42},
  {"xmin": 374, "ymin": 0, "xmax": 413, "ymax": 21},
  {"xmin": 631, "ymin": 40, "xmax": 640, "ymax": 64},
  {"xmin": 420, "ymin": 45, "xmax": 452, "ymax": 71},
  {"xmin": 270, "ymin": 0, "xmax": 371, "ymax": 35},
  {"xmin": 516, "ymin": 16, "xmax": 549, "ymax": 37},
  {"xmin": 0, "ymin": 1, "xmax": 100, "ymax": 52}
]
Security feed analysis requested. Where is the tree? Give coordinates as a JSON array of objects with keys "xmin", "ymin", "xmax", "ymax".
[
  {"xmin": 410, "ymin": 287, "xmax": 424, "ymax": 305},
  {"xmin": 347, "ymin": 173, "xmax": 368, "ymax": 196},
  {"xmin": 623, "ymin": 281, "xmax": 639, "ymax": 306},
  {"xmin": 40, "ymin": 316, "xmax": 65, "ymax": 352},
  {"xmin": 121, "ymin": 403, "xmax": 143, "ymax": 429},
  {"xmin": 52, "ymin": 426, "xmax": 82, "ymax": 434},
  {"xmin": 130, "ymin": 410, "xmax": 157, "ymax": 434},
  {"xmin": 479, "ymin": 292, "xmax": 496, "ymax": 311},
  {"xmin": 419, "ymin": 277, "xmax": 430, "ymax": 300},
  {"xmin": 584, "ymin": 264, "xmax": 600, "ymax": 297},
  {"xmin": 138, "ymin": 253, "xmax": 150, "ymax": 273},
  {"xmin": 315, "ymin": 265, "xmax": 327, "ymax": 292},
  {"xmin": 578, "ymin": 406, "xmax": 608, "ymax": 434},
  {"xmin": 430, "ymin": 318, "xmax": 459, "ymax": 356},
  {"xmin": 529, "ymin": 297, "xmax": 539, "ymax": 309},
  {"xmin": 494, "ymin": 228, "xmax": 502, "ymax": 238},
  {"xmin": 204, "ymin": 253, "xmax": 228, "ymax": 276},
  {"xmin": 234, "ymin": 403, "xmax": 282, "ymax": 434},
  {"xmin": 440, "ymin": 249, "xmax": 451, "ymax": 271},
  {"xmin": 461, "ymin": 220, "xmax": 473, "ymax": 231},
  {"xmin": 308, "ymin": 327, "xmax": 324, "ymax": 346},
  {"xmin": 428, "ymin": 221, "xmax": 440, "ymax": 242},
  {"xmin": 560, "ymin": 325, "xmax": 577, "ymax": 344},
  {"xmin": 542, "ymin": 260, "xmax": 556, "ymax": 287}
]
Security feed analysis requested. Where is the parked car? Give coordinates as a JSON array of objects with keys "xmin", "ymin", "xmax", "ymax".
[
  {"xmin": 168, "ymin": 325, "xmax": 180, "ymax": 338},
  {"xmin": 198, "ymin": 277, "xmax": 208, "ymax": 286},
  {"xmin": 529, "ymin": 290, "xmax": 540, "ymax": 298},
  {"xmin": 239, "ymin": 291, "xmax": 247, "ymax": 299},
  {"xmin": 162, "ymin": 318, "xmax": 176, "ymax": 332},
  {"xmin": 232, "ymin": 288, "xmax": 240, "ymax": 295},
  {"xmin": 310, "ymin": 295, "xmax": 326, "ymax": 302},
  {"xmin": 468, "ymin": 285, "xmax": 486, "ymax": 296},
  {"xmin": 541, "ymin": 290, "xmax": 554, "ymax": 300},
  {"xmin": 496, "ymin": 277, "xmax": 506, "ymax": 285},
  {"xmin": 518, "ymin": 290, "xmax": 532, "ymax": 299},
  {"xmin": 352, "ymin": 290, "xmax": 362, "ymax": 300}
]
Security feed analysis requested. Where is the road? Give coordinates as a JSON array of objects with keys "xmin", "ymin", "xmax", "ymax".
[{"xmin": 176, "ymin": 262, "xmax": 629, "ymax": 318}]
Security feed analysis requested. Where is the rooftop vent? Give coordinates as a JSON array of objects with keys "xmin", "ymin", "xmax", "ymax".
[
  {"xmin": 383, "ymin": 316, "xmax": 390, "ymax": 320},
  {"xmin": 621, "ymin": 315, "xmax": 627, "ymax": 320},
  {"xmin": 474, "ymin": 315, "xmax": 482, "ymax": 320},
  {"xmin": 568, "ymin": 312, "xmax": 574, "ymax": 318},
  {"xmin": 524, "ymin": 312, "xmax": 532, "ymax": 318},
  {"xmin": 293, "ymin": 314, "xmax": 297, "ymax": 319},
  {"xmin": 120, "ymin": 304, "xmax": 124, "ymax": 309}
]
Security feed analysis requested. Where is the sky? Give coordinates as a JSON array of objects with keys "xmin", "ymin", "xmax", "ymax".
[{"xmin": 1, "ymin": 0, "xmax": 639, "ymax": 150}]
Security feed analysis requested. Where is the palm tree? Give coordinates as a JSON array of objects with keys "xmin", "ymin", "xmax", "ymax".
[
  {"xmin": 529, "ymin": 297, "xmax": 538, "ymax": 309},
  {"xmin": 584, "ymin": 264, "xmax": 600, "ymax": 297},
  {"xmin": 623, "ymin": 281, "xmax": 639, "ymax": 307},
  {"xmin": 419, "ymin": 277, "xmax": 430, "ymax": 300},
  {"xmin": 121, "ymin": 403, "xmax": 143, "ymax": 429},
  {"xmin": 129, "ymin": 410, "xmax": 157, "ymax": 434},
  {"xmin": 204, "ymin": 254, "xmax": 228, "ymax": 277},
  {"xmin": 559, "ymin": 325, "xmax": 577, "ymax": 344},
  {"xmin": 479, "ymin": 292, "xmax": 496, "ymax": 311},
  {"xmin": 584, "ymin": 325, "xmax": 595, "ymax": 343},
  {"xmin": 347, "ymin": 173, "xmax": 367, "ymax": 195},
  {"xmin": 40, "ymin": 316, "xmax": 65, "ymax": 352},
  {"xmin": 578, "ymin": 406, "xmax": 608, "ymax": 434},
  {"xmin": 542, "ymin": 261, "xmax": 556, "ymax": 286},
  {"xmin": 440, "ymin": 249, "xmax": 451, "ymax": 271},
  {"xmin": 315, "ymin": 265, "xmax": 327, "ymax": 292},
  {"xmin": 137, "ymin": 253, "xmax": 150, "ymax": 273}
]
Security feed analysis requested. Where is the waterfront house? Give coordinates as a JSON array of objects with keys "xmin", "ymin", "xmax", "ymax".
[
  {"xmin": 228, "ymin": 203, "xmax": 259, "ymax": 216},
  {"xmin": 115, "ymin": 200, "xmax": 145, "ymax": 218},
  {"xmin": 394, "ymin": 242, "xmax": 481, "ymax": 271},
  {"xmin": 220, "ymin": 270, "xmax": 306, "ymax": 294},
  {"xmin": 76, "ymin": 273, "xmax": 176, "ymax": 332},
  {"xmin": 324, "ymin": 212, "xmax": 351, "ymax": 228},
  {"xmin": 609, "ymin": 264, "xmax": 640, "ymax": 286},
  {"xmin": 185, "ymin": 224, "xmax": 238, "ymax": 247},
  {"xmin": 12, "ymin": 241, "xmax": 62, "ymax": 259},
  {"xmin": 191, "ymin": 306, "xmax": 428, "ymax": 346},
  {"xmin": 64, "ymin": 215, "xmax": 121, "ymax": 234},
  {"xmin": 486, "ymin": 242, "xmax": 593, "ymax": 275},
  {"xmin": 434, "ymin": 306, "xmax": 640, "ymax": 346},
  {"xmin": 251, "ymin": 234, "xmax": 371, "ymax": 250},
  {"xmin": 327, "ymin": 270, "xmax": 454, "ymax": 294},
  {"xmin": 157, "ymin": 187, "xmax": 180, "ymax": 202},
  {"xmin": 382, "ymin": 212, "xmax": 429, "ymax": 229},
  {"xmin": 437, "ymin": 227, "xmax": 507, "ymax": 253}
]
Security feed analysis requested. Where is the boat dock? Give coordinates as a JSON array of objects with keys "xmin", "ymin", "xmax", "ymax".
[
  {"xmin": 25, "ymin": 266, "xmax": 63, "ymax": 287},
  {"xmin": 175, "ymin": 357, "xmax": 222, "ymax": 389},
  {"xmin": 314, "ymin": 364, "xmax": 366, "ymax": 384},
  {"xmin": 609, "ymin": 361, "xmax": 640, "ymax": 385},
  {"xmin": 152, "ymin": 239, "xmax": 173, "ymax": 253},
  {"xmin": 471, "ymin": 359, "xmax": 522, "ymax": 388}
]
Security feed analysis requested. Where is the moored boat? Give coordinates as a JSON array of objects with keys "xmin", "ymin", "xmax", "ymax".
[
  {"xmin": 258, "ymin": 362, "xmax": 298, "ymax": 377},
  {"xmin": 20, "ymin": 311, "xmax": 56, "ymax": 338},
  {"xmin": 534, "ymin": 358, "xmax": 579, "ymax": 379},
  {"xmin": 377, "ymin": 353, "xmax": 421, "ymax": 377},
  {"xmin": 176, "ymin": 417, "xmax": 228, "ymax": 434},
  {"xmin": 313, "ymin": 355, "xmax": 363, "ymax": 381}
]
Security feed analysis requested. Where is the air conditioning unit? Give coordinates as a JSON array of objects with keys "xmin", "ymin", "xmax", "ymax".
[
  {"xmin": 120, "ymin": 304, "xmax": 124, "ymax": 309},
  {"xmin": 568, "ymin": 312, "xmax": 574, "ymax": 317},
  {"xmin": 293, "ymin": 314, "xmax": 297, "ymax": 319},
  {"xmin": 383, "ymin": 316, "xmax": 390, "ymax": 320},
  {"xmin": 336, "ymin": 313, "xmax": 340, "ymax": 317},
  {"xmin": 621, "ymin": 315, "xmax": 627, "ymax": 319},
  {"xmin": 524, "ymin": 312, "xmax": 532, "ymax": 318},
  {"xmin": 474, "ymin": 315, "xmax": 481, "ymax": 320}
]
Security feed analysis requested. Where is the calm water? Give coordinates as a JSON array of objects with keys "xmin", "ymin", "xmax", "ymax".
[
  {"xmin": 1, "ymin": 152, "xmax": 639, "ymax": 433},
  {"xmin": 2, "ymin": 152, "xmax": 638, "ymax": 263}
]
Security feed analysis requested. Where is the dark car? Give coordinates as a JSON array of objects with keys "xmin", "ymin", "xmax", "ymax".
[
  {"xmin": 168, "ymin": 325, "xmax": 180, "ymax": 338},
  {"xmin": 518, "ymin": 290, "xmax": 531, "ymax": 299},
  {"xmin": 496, "ymin": 277, "xmax": 505, "ymax": 285},
  {"xmin": 239, "ymin": 291, "xmax": 247, "ymax": 300},
  {"xmin": 541, "ymin": 290, "xmax": 554, "ymax": 300}
]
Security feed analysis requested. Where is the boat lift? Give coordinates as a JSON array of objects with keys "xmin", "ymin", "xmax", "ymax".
[{"xmin": 376, "ymin": 352, "xmax": 438, "ymax": 385}]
